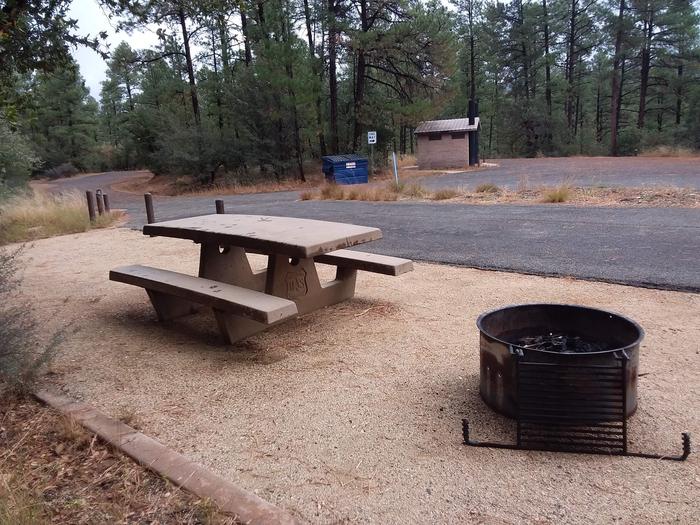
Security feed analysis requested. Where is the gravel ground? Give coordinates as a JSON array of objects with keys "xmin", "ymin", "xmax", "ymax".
[{"xmin": 16, "ymin": 228, "xmax": 700, "ymax": 524}]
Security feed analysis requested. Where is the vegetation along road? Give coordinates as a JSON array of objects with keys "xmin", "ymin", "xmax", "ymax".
[{"xmin": 48, "ymin": 163, "xmax": 700, "ymax": 292}]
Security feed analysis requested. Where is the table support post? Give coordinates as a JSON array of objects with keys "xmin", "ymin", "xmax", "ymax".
[
  {"xmin": 198, "ymin": 244, "xmax": 266, "ymax": 290},
  {"xmin": 265, "ymin": 254, "xmax": 357, "ymax": 315},
  {"xmin": 146, "ymin": 290, "xmax": 198, "ymax": 321}
]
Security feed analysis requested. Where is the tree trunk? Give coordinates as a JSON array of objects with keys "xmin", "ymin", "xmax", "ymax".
[
  {"xmin": 352, "ymin": 0, "xmax": 369, "ymax": 150},
  {"xmin": 468, "ymin": 1, "xmax": 476, "ymax": 101},
  {"xmin": 303, "ymin": 0, "xmax": 327, "ymax": 156},
  {"xmin": 352, "ymin": 51, "xmax": 366, "ymax": 150},
  {"xmin": 178, "ymin": 8, "xmax": 200, "ymax": 127},
  {"xmin": 125, "ymin": 75, "xmax": 134, "ymax": 111},
  {"xmin": 327, "ymin": 0, "xmax": 339, "ymax": 153},
  {"xmin": 565, "ymin": 0, "xmax": 577, "ymax": 132},
  {"xmin": 209, "ymin": 29, "xmax": 222, "ymax": 136},
  {"xmin": 637, "ymin": 11, "xmax": 653, "ymax": 129},
  {"xmin": 282, "ymin": 4, "xmax": 306, "ymax": 181},
  {"xmin": 239, "ymin": 5, "xmax": 252, "ymax": 66},
  {"xmin": 517, "ymin": 1, "xmax": 530, "ymax": 102},
  {"xmin": 610, "ymin": 0, "xmax": 625, "ymax": 156},
  {"xmin": 675, "ymin": 64, "xmax": 683, "ymax": 125},
  {"xmin": 68, "ymin": 108, "xmax": 75, "ymax": 162},
  {"xmin": 595, "ymin": 80, "xmax": 602, "ymax": 142},
  {"xmin": 489, "ymin": 71, "xmax": 497, "ymax": 156},
  {"xmin": 542, "ymin": 0, "xmax": 552, "ymax": 119},
  {"xmin": 256, "ymin": 1, "xmax": 266, "ymax": 39},
  {"xmin": 617, "ymin": 57, "xmax": 626, "ymax": 134},
  {"xmin": 219, "ymin": 15, "xmax": 230, "ymax": 78}
]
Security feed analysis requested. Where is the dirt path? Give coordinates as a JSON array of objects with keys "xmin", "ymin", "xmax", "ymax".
[{"xmin": 16, "ymin": 229, "xmax": 700, "ymax": 525}]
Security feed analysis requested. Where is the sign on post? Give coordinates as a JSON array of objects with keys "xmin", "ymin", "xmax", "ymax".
[{"xmin": 367, "ymin": 131, "xmax": 377, "ymax": 145}]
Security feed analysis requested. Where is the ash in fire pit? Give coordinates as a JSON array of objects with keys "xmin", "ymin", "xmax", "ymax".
[{"xmin": 510, "ymin": 332, "xmax": 609, "ymax": 354}]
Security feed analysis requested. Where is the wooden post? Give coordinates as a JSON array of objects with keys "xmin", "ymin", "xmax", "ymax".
[
  {"xmin": 103, "ymin": 194, "xmax": 111, "ymax": 213},
  {"xmin": 144, "ymin": 193, "xmax": 155, "ymax": 224},
  {"xmin": 85, "ymin": 191, "xmax": 96, "ymax": 222},
  {"xmin": 96, "ymin": 189, "xmax": 105, "ymax": 215},
  {"xmin": 215, "ymin": 199, "xmax": 225, "ymax": 214}
]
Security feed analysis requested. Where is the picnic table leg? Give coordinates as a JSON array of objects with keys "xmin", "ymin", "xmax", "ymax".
[
  {"xmin": 198, "ymin": 243, "xmax": 274, "ymax": 343},
  {"xmin": 213, "ymin": 310, "xmax": 272, "ymax": 344},
  {"xmin": 198, "ymin": 243, "xmax": 266, "ymax": 290},
  {"xmin": 146, "ymin": 290, "xmax": 198, "ymax": 322},
  {"xmin": 198, "ymin": 244, "xmax": 357, "ymax": 343},
  {"xmin": 265, "ymin": 255, "xmax": 357, "ymax": 315}
]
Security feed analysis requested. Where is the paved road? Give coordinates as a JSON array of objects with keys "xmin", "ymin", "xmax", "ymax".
[
  {"xmin": 45, "ymin": 164, "xmax": 700, "ymax": 292},
  {"xmin": 415, "ymin": 156, "xmax": 700, "ymax": 190}
]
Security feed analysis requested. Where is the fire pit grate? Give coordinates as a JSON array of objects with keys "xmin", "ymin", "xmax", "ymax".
[
  {"xmin": 464, "ymin": 346, "xmax": 691, "ymax": 461},
  {"xmin": 516, "ymin": 351, "xmax": 628, "ymax": 454}
]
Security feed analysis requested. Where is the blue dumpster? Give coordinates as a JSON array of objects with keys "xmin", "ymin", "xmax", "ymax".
[{"xmin": 321, "ymin": 154, "xmax": 369, "ymax": 185}]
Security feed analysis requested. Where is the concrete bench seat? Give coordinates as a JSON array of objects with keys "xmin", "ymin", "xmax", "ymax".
[
  {"xmin": 110, "ymin": 265, "xmax": 298, "ymax": 325},
  {"xmin": 315, "ymin": 249, "xmax": 413, "ymax": 276}
]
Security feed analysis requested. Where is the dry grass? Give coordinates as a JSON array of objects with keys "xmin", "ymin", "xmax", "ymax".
[
  {"xmin": 54, "ymin": 414, "xmax": 92, "ymax": 448},
  {"xmin": 541, "ymin": 185, "xmax": 572, "ymax": 203},
  {"xmin": 403, "ymin": 183, "xmax": 428, "ymax": 198},
  {"xmin": 299, "ymin": 181, "xmax": 698, "ymax": 208},
  {"xmin": 475, "ymin": 182, "xmax": 500, "ymax": 194},
  {"xmin": 116, "ymin": 406, "xmax": 140, "ymax": 429},
  {"xmin": 516, "ymin": 175, "xmax": 530, "ymax": 193},
  {"xmin": 302, "ymin": 181, "xmax": 428, "ymax": 202},
  {"xmin": 639, "ymin": 146, "xmax": 699, "ymax": 157},
  {"xmin": 0, "ymin": 191, "xmax": 122, "ymax": 246},
  {"xmin": 386, "ymin": 180, "xmax": 405, "ymax": 193},
  {"xmin": 0, "ymin": 395, "xmax": 236, "ymax": 524},
  {"xmin": 0, "ymin": 476, "xmax": 45, "ymax": 525},
  {"xmin": 395, "ymin": 154, "xmax": 417, "ymax": 168},
  {"xmin": 431, "ymin": 188, "xmax": 460, "ymax": 200},
  {"xmin": 319, "ymin": 183, "xmax": 346, "ymax": 200}
]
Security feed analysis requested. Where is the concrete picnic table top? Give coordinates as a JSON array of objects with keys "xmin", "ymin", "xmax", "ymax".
[{"xmin": 142, "ymin": 214, "xmax": 383, "ymax": 258}]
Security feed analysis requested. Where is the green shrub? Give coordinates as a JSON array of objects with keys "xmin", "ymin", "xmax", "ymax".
[{"xmin": 0, "ymin": 117, "xmax": 40, "ymax": 192}]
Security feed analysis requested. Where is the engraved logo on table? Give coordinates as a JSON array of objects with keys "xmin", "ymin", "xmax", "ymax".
[{"xmin": 285, "ymin": 268, "xmax": 308, "ymax": 298}]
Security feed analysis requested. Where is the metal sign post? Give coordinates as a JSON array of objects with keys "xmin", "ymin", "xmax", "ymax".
[{"xmin": 367, "ymin": 131, "xmax": 377, "ymax": 177}]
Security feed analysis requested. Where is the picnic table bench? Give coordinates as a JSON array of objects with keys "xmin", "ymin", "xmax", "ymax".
[{"xmin": 110, "ymin": 214, "xmax": 413, "ymax": 343}]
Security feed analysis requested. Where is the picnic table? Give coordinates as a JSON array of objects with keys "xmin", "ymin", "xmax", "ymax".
[{"xmin": 110, "ymin": 214, "xmax": 413, "ymax": 343}]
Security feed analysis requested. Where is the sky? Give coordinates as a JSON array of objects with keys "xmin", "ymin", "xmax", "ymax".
[{"xmin": 69, "ymin": 0, "xmax": 160, "ymax": 100}]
